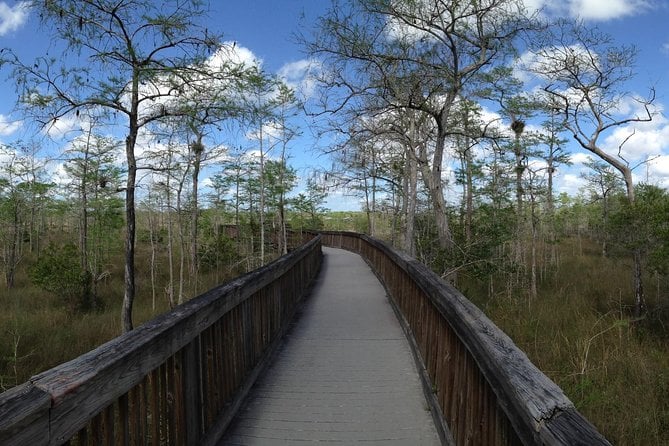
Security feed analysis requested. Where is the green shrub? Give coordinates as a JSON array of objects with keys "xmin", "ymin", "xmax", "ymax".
[{"xmin": 28, "ymin": 243, "xmax": 94, "ymax": 311}]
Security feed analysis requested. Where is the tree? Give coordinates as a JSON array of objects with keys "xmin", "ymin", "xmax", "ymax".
[
  {"xmin": 0, "ymin": 144, "xmax": 52, "ymax": 288},
  {"xmin": 290, "ymin": 178, "xmax": 328, "ymax": 231},
  {"xmin": 272, "ymin": 84, "xmax": 301, "ymax": 255},
  {"xmin": 264, "ymin": 160, "xmax": 297, "ymax": 254},
  {"xmin": 306, "ymin": 0, "xmax": 534, "ymax": 251},
  {"xmin": 607, "ymin": 185, "xmax": 669, "ymax": 305},
  {"xmin": 4, "ymin": 0, "xmax": 246, "ymax": 332},
  {"xmin": 65, "ymin": 126, "xmax": 123, "ymax": 300},
  {"xmin": 538, "ymin": 106, "xmax": 570, "ymax": 265},
  {"xmin": 581, "ymin": 157, "xmax": 623, "ymax": 257},
  {"xmin": 532, "ymin": 20, "xmax": 655, "ymax": 317}
]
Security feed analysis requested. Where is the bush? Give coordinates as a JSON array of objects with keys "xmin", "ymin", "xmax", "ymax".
[{"xmin": 29, "ymin": 243, "xmax": 94, "ymax": 311}]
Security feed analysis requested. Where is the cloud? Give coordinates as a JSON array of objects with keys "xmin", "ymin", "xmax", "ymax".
[
  {"xmin": 43, "ymin": 114, "xmax": 82, "ymax": 139},
  {"xmin": 558, "ymin": 173, "xmax": 587, "ymax": 195},
  {"xmin": 209, "ymin": 41, "xmax": 263, "ymax": 69},
  {"xmin": 524, "ymin": 0, "xmax": 652, "ymax": 21},
  {"xmin": 570, "ymin": 152, "xmax": 593, "ymax": 165},
  {"xmin": 600, "ymin": 100, "xmax": 669, "ymax": 160},
  {"xmin": 278, "ymin": 59, "xmax": 321, "ymax": 100},
  {"xmin": 568, "ymin": 0, "xmax": 651, "ymax": 21},
  {"xmin": 0, "ymin": 1, "xmax": 29, "ymax": 36},
  {"xmin": 644, "ymin": 156, "xmax": 669, "ymax": 188},
  {"xmin": 0, "ymin": 114, "xmax": 21, "ymax": 136}
]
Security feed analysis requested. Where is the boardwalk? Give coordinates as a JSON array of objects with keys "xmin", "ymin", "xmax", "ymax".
[{"xmin": 220, "ymin": 247, "xmax": 440, "ymax": 445}]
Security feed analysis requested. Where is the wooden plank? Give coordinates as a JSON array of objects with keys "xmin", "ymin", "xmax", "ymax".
[
  {"xmin": 149, "ymin": 369, "xmax": 160, "ymax": 445},
  {"xmin": 182, "ymin": 339, "xmax": 203, "ymax": 445},
  {"xmin": 0, "ymin": 382, "xmax": 50, "ymax": 446}
]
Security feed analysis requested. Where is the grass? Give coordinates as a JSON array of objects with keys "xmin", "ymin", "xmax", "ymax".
[
  {"xmin": 0, "ymin": 264, "xmax": 172, "ymax": 390},
  {"xmin": 0, "ymin": 241, "xmax": 237, "ymax": 391},
  {"xmin": 460, "ymin": 239, "xmax": 669, "ymax": 445}
]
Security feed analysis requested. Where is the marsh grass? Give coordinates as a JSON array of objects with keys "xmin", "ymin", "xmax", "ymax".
[
  {"xmin": 461, "ymin": 238, "xmax": 669, "ymax": 445},
  {"xmin": 0, "ymin": 244, "xmax": 230, "ymax": 391}
]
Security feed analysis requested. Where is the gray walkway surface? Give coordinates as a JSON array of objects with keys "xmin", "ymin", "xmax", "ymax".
[{"xmin": 219, "ymin": 247, "xmax": 440, "ymax": 445}]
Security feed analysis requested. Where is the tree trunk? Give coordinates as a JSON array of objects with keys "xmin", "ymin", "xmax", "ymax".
[
  {"xmin": 166, "ymin": 180, "xmax": 175, "ymax": 309},
  {"xmin": 190, "ymin": 133, "xmax": 203, "ymax": 290},
  {"xmin": 121, "ymin": 69, "xmax": 139, "ymax": 333},
  {"xmin": 5, "ymin": 197, "xmax": 20, "ymax": 289},
  {"xmin": 405, "ymin": 148, "xmax": 418, "ymax": 257},
  {"xmin": 514, "ymin": 132, "xmax": 524, "ymax": 267},
  {"xmin": 259, "ymin": 129, "xmax": 266, "ymax": 266},
  {"xmin": 418, "ymin": 130, "xmax": 453, "ymax": 251},
  {"xmin": 176, "ymin": 170, "xmax": 187, "ymax": 305},
  {"xmin": 122, "ymin": 137, "xmax": 137, "ymax": 333}
]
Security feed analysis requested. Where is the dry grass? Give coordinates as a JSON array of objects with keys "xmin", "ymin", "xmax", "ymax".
[
  {"xmin": 461, "ymin": 239, "xmax": 669, "ymax": 445},
  {"xmin": 0, "ymin": 264, "xmax": 172, "ymax": 390}
]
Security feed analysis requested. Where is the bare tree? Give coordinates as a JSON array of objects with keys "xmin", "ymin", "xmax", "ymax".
[
  {"xmin": 306, "ymin": 0, "xmax": 534, "ymax": 251},
  {"xmin": 532, "ymin": 20, "xmax": 655, "ymax": 317}
]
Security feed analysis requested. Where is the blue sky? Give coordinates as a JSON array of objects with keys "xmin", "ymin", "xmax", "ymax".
[{"xmin": 0, "ymin": 0, "xmax": 669, "ymax": 211}]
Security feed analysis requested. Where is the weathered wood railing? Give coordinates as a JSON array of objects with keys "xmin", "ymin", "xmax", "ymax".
[
  {"xmin": 319, "ymin": 231, "xmax": 610, "ymax": 446},
  {"xmin": 0, "ymin": 236, "xmax": 322, "ymax": 446}
]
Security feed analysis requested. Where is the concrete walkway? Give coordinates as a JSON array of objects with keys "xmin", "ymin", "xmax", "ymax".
[{"xmin": 219, "ymin": 247, "xmax": 440, "ymax": 445}]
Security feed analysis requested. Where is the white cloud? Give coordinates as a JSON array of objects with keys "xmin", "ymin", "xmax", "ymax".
[
  {"xmin": 278, "ymin": 59, "xmax": 321, "ymax": 100},
  {"xmin": 0, "ymin": 1, "xmax": 29, "ymax": 36},
  {"xmin": 209, "ymin": 41, "xmax": 262, "ymax": 69},
  {"xmin": 568, "ymin": 0, "xmax": 650, "ymax": 21},
  {"xmin": 558, "ymin": 173, "xmax": 587, "ymax": 195},
  {"xmin": 45, "ymin": 161, "xmax": 72, "ymax": 188},
  {"xmin": 43, "ymin": 114, "xmax": 82, "ymax": 139},
  {"xmin": 646, "ymin": 156, "xmax": 669, "ymax": 188},
  {"xmin": 0, "ymin": 114, "xmax": 21, "ymax": 136},
  {"xmin": 524, "ymin": 0, "xmax": 651, "ymax": 21},
  {"xmin": 116, "ymin": 41, "xmax": 266, "ymax": 130},
  {"xmin": 570, "ymin": 152, "xmax": 593, "ymax": 165},
  {"xmin": 647, "ymin": 155, "xmax": 669, "ymax": 176},
  {"xmin": 600, "ymin": 101, "xmax": 669, "ymax": 161}
]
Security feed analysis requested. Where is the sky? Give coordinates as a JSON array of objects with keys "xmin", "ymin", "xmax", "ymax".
[{"xmin": 0, "ymin": 0, "xmax": 669, "ymax": 211}]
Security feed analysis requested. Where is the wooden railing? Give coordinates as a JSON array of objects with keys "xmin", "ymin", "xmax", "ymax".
[
  {"xmin": 319, "ymin": 231, "xmax": 611, "ymax": 446},
  {"xmin": 0, "ymin": 236, "xmax": 322, "ymax": 446}
]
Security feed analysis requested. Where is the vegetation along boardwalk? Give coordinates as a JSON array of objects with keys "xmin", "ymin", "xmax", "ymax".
[{"xmin": 220, "ymin": 247, "xmax": 441, "ymax": 445}]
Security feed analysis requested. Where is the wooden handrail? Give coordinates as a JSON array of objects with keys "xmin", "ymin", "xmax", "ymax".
[
  {"xmin": 318, "ymin": 231, "xmax": 611, "ymax": 446},
  {"xmin": 0, "ymin": 235, "xmax": 322, "ymax": 446}
]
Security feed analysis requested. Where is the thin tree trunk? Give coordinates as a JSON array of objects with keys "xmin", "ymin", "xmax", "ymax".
[
  {"xmin": 259, "ymin": 129, "xmax": 266, "ymax": 266},
  {"xmin": 121, "ymin": 67, "xmax": 140, "ymax": 333},
  {"xmin": 190, "ymin": 133, "xmax": 203, "ymax": 291},
  {"xmin": 405, "ymin": 143, "xmax": 418, "ymax": 257},
  {"xmin": 122, "ymin": 148, "xmax": 137, "ymax": 332},
  {"xmin": 166, "ymin": 183, "xmax": 175, "ymax": 308}
]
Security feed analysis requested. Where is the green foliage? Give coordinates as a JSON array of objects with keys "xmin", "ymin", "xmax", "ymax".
[
  {"xmin": 29, "ymin": 243, "xmax": 94, "ymax": 311},
  {"xmin": 607, "ymin": 184, "xmax": 669, "ymax": 273},
  {"xmin": 289, "ymin": 179, "xmax": 329, "ymax": 230},
  {"xmin": 199, "ymin": 232, "xmax": 240, "ymax": 273}
]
